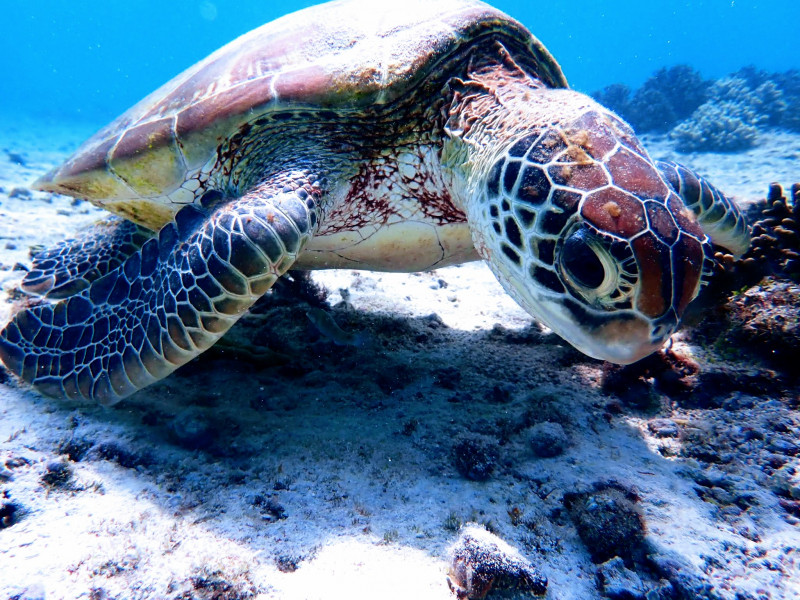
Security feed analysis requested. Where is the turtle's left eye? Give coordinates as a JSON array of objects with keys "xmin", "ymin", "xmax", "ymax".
[{"xmin": 561, "ymin": 229, "xmax": 605, "ymax": 290}]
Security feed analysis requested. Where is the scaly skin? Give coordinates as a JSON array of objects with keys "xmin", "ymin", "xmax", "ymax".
[{"xmin": 0, "ymin": 173, "xmax": 320, "ymax": 404}]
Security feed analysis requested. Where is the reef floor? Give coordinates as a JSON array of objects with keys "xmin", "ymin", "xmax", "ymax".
[{"xmin": 0, "ymin": 115, "xmax": 798, "ymax": 600}]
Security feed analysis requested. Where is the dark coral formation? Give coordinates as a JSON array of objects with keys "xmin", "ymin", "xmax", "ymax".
[
  {"xmin": 593, "ymin": 65, "xmax": 709, "ymax": 133},
  {"xmin": 602, "ymin": 347, "xmax": 783, "ymax": 409},
  {"xmin": 593, "ymin": 64, "xmax": 800, "ymax": 150},
  {"xmin": 745, "ymin": 183, "xmax": 800, "ymax": 280},
  {"xmin": 704, "ymin": 278, "xmax": 800, "ymax": 372},
  {"xmin": 447, "ymin": 524, "xmax": 547, "ymax": 599},
  {"xmin": 677, "ymin": 184, "xmax": 800, "ymax": 373},
  {"xmin": 670, "ymin": 77, "xmax": 780, "ymax": 152}
]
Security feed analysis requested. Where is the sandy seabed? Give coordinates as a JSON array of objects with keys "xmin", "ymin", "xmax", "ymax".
[{"xmin": 0, "ymin": 114, "xmax": 798, "ymax": 600}]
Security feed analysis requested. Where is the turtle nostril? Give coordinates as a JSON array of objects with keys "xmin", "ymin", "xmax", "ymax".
[{"xmin": 562, "ymin": 229, "xmax": 605, "ymax": 289}]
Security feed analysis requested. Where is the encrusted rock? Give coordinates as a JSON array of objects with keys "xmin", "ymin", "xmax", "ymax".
[
  {"xmin": 564, "ymin": 483, "xmax": 646, "ymax": 564},
  {"xmin": 447, "ymin": 524, "xmax": 547, "ymax": 599},
  {"xmin": 0, "ymin": 492, "xmax": 19, "ymax": 529},
  {"xmin": 40, "ymin": 460, "xmax": 74, "ymax": 490},
  {"xmin": 695, "ymin": 275, "xmax": 800, "ymax": 372}
]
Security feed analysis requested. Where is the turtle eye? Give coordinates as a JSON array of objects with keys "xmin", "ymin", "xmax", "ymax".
[{"xmin": 561, "ymin": 229, "xmax": 605, "ymax": 290}]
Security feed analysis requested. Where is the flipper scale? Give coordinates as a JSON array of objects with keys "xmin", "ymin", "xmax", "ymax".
[
  {"xmin": 657, "ymin": 160, "xmax": 751, "ymax": 257},
  {"xmin": 0, "ymin": 176, "xmax": 320, "ymax": 404}
]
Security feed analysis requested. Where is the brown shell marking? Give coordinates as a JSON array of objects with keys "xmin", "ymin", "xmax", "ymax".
[{"xmin": 33, "ymin": 0, "xmax": 566, "ymax": 228}]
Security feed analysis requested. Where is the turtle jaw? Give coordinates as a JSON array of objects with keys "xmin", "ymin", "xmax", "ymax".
[
  {"xmin": 523, "ymin": 293, "xmax": 669, "ymax": 365},
  {"xmin": 486, "ymin": 252, "xmax": 671, "ymax": 364}
]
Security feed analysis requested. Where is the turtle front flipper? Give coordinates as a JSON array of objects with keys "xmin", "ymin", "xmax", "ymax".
[
  {"xmin": 0, "ymin": 176, "xmax": 319, "ymax": 405},
  {"xmin": 21, "ymin": 217, "xmax": 154, "ymax": 299},
  {"xmin": 656, "ymin": 160, "xmax": 751, "ymax": 258}
]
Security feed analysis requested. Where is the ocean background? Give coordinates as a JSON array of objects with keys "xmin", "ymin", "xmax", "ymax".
[{"xmin": 3, "ymin": 0, "xmax": 799, "ymax": 124}]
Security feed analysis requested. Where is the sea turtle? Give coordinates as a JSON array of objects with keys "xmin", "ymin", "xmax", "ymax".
[{"xmin": 0, "ymin": 0, "xmax": 750, "ymax": 405}]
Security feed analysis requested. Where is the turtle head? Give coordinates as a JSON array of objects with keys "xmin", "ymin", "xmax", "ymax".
[{"xmin": 448, "ymin": 89, "xmax": 712, "ymax": 364}]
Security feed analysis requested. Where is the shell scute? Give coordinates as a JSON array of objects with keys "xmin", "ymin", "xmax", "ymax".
[
  {"xmin": 112, "ymin": 118, "xmax": 185, "ymax": 197},
  {"xmin": 271, "ymin": 65, "xmax": 338, "ymax": 105}
]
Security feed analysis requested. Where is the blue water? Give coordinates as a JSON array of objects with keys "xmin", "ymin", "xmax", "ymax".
[{"xmin": 3, "ymin": 0, "xmax": 799, "ymax": 123}]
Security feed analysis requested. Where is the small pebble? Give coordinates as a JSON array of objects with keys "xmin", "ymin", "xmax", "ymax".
[
  {"xmin": 647, "ymin": 418, "xmax": 680, "ymax": 438},
  {"xmin": 596, "ymin": 556, "xmax": 645, "ymax": 600}
]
